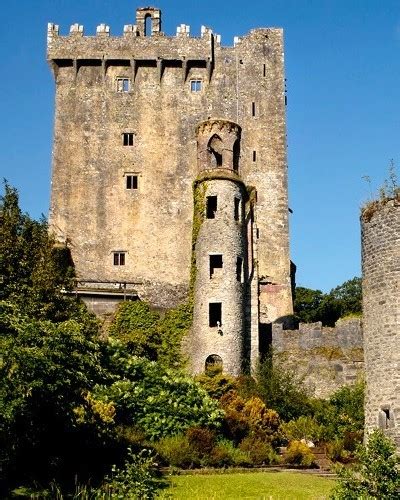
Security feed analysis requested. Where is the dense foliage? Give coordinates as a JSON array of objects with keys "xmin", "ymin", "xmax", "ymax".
[
  {"xmin": 294, "ymin": 277, "xmax": 362, "ymax": 326},
  {"xmin": 331, "ymin": 430, "xmax": 400, "ymax": 499},
  {"xmin": 109, "ymin": 300, "xmax": 192, "ymax": 369}
]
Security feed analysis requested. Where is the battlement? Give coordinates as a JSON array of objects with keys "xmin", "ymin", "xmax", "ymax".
[{"xmin": 47, "ymin": 6, "xmax": 282, "ymax": 71}]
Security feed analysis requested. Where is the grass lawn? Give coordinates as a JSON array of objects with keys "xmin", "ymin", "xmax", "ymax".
[{"xmin": 158, "ymin": 470, "xmax": 335, "ymax": 499}]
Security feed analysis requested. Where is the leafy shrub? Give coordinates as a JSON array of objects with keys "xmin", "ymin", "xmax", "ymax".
[
  {"xmin": 154, "ymin": 434, "xmax": 198, "ymax": 468},
  {"xmin": 101, "ymin": 448, "xmax": 162, "ymax": 499},
  {"xmin": 94, "ymin": 351, "xmax": 223, "ymax": 440},
  {"xmin": 281, "ymin": 416, "xmax": 323, "ymax": 443},
  {"xmin": 195, "ymin": 370, "xmax": 237, "ymax": 400},
  {"xmin": 256, "ymin": 354, "xmax": 312, "ymax": 422},
  {"xmin": 326, "ymin": 439, "xmax": 351, "ymax": 464},
  {"xmin": 243, "ymin": 397, "xmax": 280, "ymax": 439},
  {"xmin": 186, "ymin": 427, "xmax": 215, "ymax": 455},
  {"xmin": 283, "ymin": 440, "xmax": 316, "ymax": 467},
  {"xmin": 208, "ymin": 440, "xmax": 251, "ymax": 467},
  {"xmin": 219, "ymin": 391, "xmax": 250, "ymax": 443},
  {"xmin": 239, "ymin": 437, "xmax": 279, "ymax": 465},
  {"xmin": 331, "ymin": 430, "xmax": 400, "ymax": 499},
  {"xmin": 313, "ymin": 381, "xmax": 365, "ymax": 442}
]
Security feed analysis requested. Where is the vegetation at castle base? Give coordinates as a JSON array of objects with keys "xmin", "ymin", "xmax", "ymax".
[
  {"xmin": 108, "ymin": 300, "xmax": 192, "ymax": 369},
  {"xmin": 294, "ymin": 276, "xmax": 362, "ymax": 326},
  {"xmin": 331, "ymin": 430, "xmax": 400, "ymax": 500},
  {"xmin": 0, "ymin": 183, "xmax": 370, "ymax": 496}
]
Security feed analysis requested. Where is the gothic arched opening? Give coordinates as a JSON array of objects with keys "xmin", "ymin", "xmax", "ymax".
[
  {"xmin": 208, "ymin": 134, "xmax": 223, "ymax": 168},
  {"xmin": 205, "ymin": 354, "xmax": 223, "ymax": 373}
]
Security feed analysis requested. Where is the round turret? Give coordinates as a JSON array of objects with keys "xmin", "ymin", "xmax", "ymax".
[{"xmin": 361, "ymin": 197, "xmax": 400, "ymax": 447}]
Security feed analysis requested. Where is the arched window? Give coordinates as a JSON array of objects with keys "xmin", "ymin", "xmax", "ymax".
[
  {"xmin": 205, "ymin": 354, "xmax": 223, "ymax": 373},
  {"xmin": 208, "ymin": 134, "xmax": 223, "ymax": 167}
]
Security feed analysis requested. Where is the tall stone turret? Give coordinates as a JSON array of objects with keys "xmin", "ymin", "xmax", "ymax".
[
  {"xmin": 361, "ymin": 196, "xmax": 400, "ymax": 448},
  {"xmin": 191, "ymin": 120, "xmax": 247, "ymax": 375}
]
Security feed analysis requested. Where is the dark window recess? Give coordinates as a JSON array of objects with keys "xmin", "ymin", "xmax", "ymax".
[
  {"xmin": 126, "ymin": 175, "xmax": 138, "ymax": 189},
  {"xmin": 236, "ymin": 257, "xmax": 243, "ymax": 282},
  {"xmin": 252, "ymin": 102, "xmax": 256, "ymax": 116},
  {"xmin": 206, "ymin": 196, "xmax": 217, "ymax": 219},
  {"xmin": 234, "ymin": 197, "xmax": 240, "ymax": 221},
  {"xmin": 210, "ymin": 254, "xmax": 223, "ymax": 278},
  {"xmin": 123, "ymin": 133, "xmax": 134, "ymax": 146},
  {"xmin": 113, "ymin": 252, "xmax": 125, "ymax": 266},
  {"xmin": 209, "ymin": 302, "xmax": 222, "ymax": 327},
  {"xmin": 263, "ymin": 64, "xmax": 266, "ymax": 77},
  {"xmin": 253, "ymin": 150, "xmax": 257, "ymax": 162}
]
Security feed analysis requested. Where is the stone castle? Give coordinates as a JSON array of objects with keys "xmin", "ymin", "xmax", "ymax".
[
  {"xmin": 47, "ymin": 5, "xmax": 399, "ymax": 445},
  {"xmin": 47, "ymin": 6, "xmax": 293, "ymax": 375}
]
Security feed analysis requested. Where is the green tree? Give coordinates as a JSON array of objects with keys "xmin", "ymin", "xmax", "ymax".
[
  {"xmin": 331, "ymin": 430, "xmax": 400, "ymax": 499},
  {"xmin": 0, "ymin": 182, "xmax": 78, "ymax": 321},
  {"xmin": 294, "ymin": 286, "xmax": 324, "ymax": 323},
  {"xmin": 256, "ymin": 353, "xmax": 312, "ymax": 422},
  {"xmin": 329, "ymin": 277, "xmax": 362, "ymax": 317},
  {"xmin": 0, "ymin": 302, "xmax": 103, "ymax": 489},
  {"xmin": 294, "ymin": 277, "xmax": 362, "ymax": 326}
]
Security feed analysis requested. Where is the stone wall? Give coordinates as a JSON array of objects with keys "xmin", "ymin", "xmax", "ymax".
[
  {"xmin": 361, "ymin": 198, "xmax": 400, "ymax": 446},
  {"xmin": 47, "ymin": 6, "xmax": 293, "ymax": 321},
  {"xmin": 272, "ymin": 318, "xmax": 364, "ymax": 398}
]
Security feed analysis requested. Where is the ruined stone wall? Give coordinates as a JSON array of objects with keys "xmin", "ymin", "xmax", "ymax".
[
  {"xmin": 361, "ymin": 198, "xmax": 400, "ymax": 446},
  {"xmin": 272, "ymin": 319, "xmax": 364, "ymax": 398},
  {"xmin": 47, "ymin": 7, "xmax": 292, "ymax": 319}
]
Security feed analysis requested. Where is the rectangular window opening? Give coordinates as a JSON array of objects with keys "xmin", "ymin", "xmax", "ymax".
[
  {"xmin": 190, "ymin": 79, "xmax": 202, "ymax": 92},
  {"xmin": 206, "ymin": 196, "xmax": 217, "ymax": 219},
  {"xmin": 263, "ymin": 64, "xmax": 266, "ymax": 77},
  {"xmin": 209, "ymin": 302, "xmax": 222, "ymax": 327},
  {"xmin": 113, "ymin": 252, "xmax": 126, "ymax": 266},
  {"xmin": 126, "ymin": 175, "xmax": 138, "ymax": 190},
  {"xmin": 210, "ymin": 254, "xmax": 223, "ymax": 278},
  {"xmin": 252, "ymin": 150, "xmax": 257, "ymax": 162},
  {"xmin": 117, "ymin": 77, "xmax": 131, "ymax": 92},
  {"xmin": 236, "ymin": 257, "xmax": 243, "ymax": 282},
  {"xmin": 123, "ymin": 133, "xmax": 134, "ymax": 146},
  {"xmin": 234, "ymin": 197, "xmax": 240, "ymax": 221},
  {"xmin": 252, "ymin": 102, "xmax": 256, "ymax": 117}
]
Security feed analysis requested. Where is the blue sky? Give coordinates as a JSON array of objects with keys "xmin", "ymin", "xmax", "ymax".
[{"xmin": 1, "ymin": 1, "xmax": 399, "ymax": 292}]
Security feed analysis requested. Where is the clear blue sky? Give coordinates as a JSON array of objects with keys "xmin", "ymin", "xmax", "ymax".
[{"xmin": 0, "ymin": 1, "xmax": 399, "ymax": 292}]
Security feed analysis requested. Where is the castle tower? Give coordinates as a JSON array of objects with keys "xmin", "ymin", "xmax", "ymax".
[
  {"xmin": 191, "ymin": 120, "xmax": 247, "ymax": 375},
  {"xmin": 47, "ymin": 6, "xmax": 293, "ymax": 373},
  {"xmin": 361, "ymin": 197, "xmax": 400, "ymax": 447}
]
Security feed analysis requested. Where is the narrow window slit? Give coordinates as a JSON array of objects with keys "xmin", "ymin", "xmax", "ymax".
[
  {"xmin": 234, "ymin": 197, "xmax": 240, "ymax": 221},
  {"xmin": 236, "ymin": 257, "xmax": 243, "ymax": 282},
  {"xmin": 252, "ymin": 102, "xmax": 256, "ymax": 116},
  {"xmin": 210, "ymin": 254, "xmax": 223, "ymax": 278},
  {"xmin": 253, "ymin": 150, "xmax": 257, "ymax": 162},
  {"xmin": 206, "ymin": 196, "xmax": 217, "ymax": 219},
  {"xmin": 209, "ymin": 303, "xmax": 222, "ymax": 327}
]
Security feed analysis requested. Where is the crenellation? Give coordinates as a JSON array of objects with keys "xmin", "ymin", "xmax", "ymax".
[
  {"xmin": 96, "ymin": 23, "xmax": 110, "ymax": 36},
  {"xmin": 70, "ymin": 23, "xmax": 83, "ymax": 35}
]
